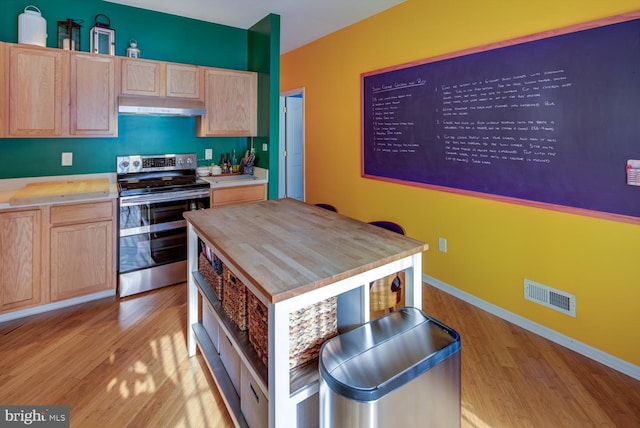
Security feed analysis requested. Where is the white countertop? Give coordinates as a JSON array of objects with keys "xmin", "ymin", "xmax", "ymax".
[
  {"xmin": 0, "ymin": 167, "xmax": 269, "ymax": 209},
  {"xmin": 200, "ymin": 166, "xmax": 268, "ymax": 189},
  {"xmin": 0, "ymin": 173, "xmax": 118, "ymax": 210}
]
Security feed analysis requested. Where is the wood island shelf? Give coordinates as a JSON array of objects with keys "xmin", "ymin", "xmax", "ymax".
[{"xmin": 185, "ymin": 198, "xmax": 428, "ymax": 428}]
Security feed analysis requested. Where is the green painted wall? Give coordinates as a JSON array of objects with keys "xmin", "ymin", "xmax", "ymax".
[
  {"xmin": 1, "ymin": 0, "xmax": 278, "ymax": 186},
  {"xmin": 249, "ymin": 14, "xmax": 280, "ymax": 199}
]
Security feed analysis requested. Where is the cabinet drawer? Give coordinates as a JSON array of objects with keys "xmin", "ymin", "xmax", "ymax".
[
  {"xmin": 210, "ymin": 184, "xmax": 266, "ymax": 207},
  {"xmin": 50, "ymin": 200, "xmax": 113, "ymax": 225},
  {"xmin": 220, "ymin": 332, "xmax": 241, "ymax": 395},
  {"xmin": 241, "ymin": 364, "xmax": 268, "ymax": 428},
  {"xmin": 202, "ymin": 298, "xmax": 219, "ymax": 353}
]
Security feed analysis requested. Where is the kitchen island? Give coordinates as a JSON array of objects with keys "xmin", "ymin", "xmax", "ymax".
[{"xmin": 184, "ymin": 198, "xmax": 428, "ymax": 427}]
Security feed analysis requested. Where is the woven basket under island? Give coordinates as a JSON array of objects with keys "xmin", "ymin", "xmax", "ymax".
[
  {"xmin": 248, "ymin": 292, "xmax": 338, "ymax": 369},
  {"xmin": 198, "ymin": 242, "xmax": 338, "ymax": 369}
]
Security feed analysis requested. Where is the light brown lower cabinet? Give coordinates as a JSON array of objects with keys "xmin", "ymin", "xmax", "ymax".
[
  {"xmin": 0, "ymin": 199, "xmax": 116, "ymax": 316},
  {"xmin": 49, "ymin": 201, "xmax": 116, "ymax": 302},
  {"xmin": 0, "ymin": 209, "xmax": 41, "ymax": 312},
  {"xmin": 210, "ymin": 184, "xmax": 267, "ymax": 207}
]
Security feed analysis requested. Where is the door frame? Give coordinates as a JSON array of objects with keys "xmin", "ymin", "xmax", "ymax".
[{"xmin": 279, "ymin": 88, "xmax": 305, "ymax": 200}]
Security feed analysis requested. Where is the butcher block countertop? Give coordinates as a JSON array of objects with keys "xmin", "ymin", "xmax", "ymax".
[{"xmin": 184, "ymin": 198, "xmax": 428, "ymax": 303}]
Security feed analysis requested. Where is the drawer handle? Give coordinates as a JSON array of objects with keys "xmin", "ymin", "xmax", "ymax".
[{"xmin": 250, "ymin": 383, "xmax": 260, "ymax": 403}]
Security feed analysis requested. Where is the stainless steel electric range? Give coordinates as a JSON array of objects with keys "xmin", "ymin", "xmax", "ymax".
[{"xmin": 117, "ymin": 153, "xmax": 210, "ymax": 298}]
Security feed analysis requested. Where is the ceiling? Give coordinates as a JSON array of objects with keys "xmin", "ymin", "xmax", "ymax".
[{"xmin": 104, "ymin": 0, "xmax": 406, "ymax": 53}]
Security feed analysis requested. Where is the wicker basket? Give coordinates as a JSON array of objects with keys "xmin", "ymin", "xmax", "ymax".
[
  {"xmin": 198, "ymin": 253, "xmax": 224, "ymax": 301},
  {"xmin": 248, "ymin": 293, "xmax": 269, "ymax": 366},
  {"xmin": 222, "ymin": 267, "xmax": 248, "ymax": 331},
  {"xmin": 248, "ymin": 292, "xmax": 338, "ymax": 369}
]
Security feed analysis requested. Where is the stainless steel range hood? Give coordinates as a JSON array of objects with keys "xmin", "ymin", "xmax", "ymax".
[{"xmin": 118, "ymin": 95, "xmax": 206, "ymax": 116}]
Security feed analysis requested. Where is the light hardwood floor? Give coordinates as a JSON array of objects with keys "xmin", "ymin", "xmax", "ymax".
[{"xmin": 1, "ymin": 283, "xmax": 638, "ymax": 427}]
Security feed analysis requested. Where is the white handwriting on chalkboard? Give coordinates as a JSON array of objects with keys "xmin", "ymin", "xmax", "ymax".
[
  {"xmin": 367, "ymin": 69, "xmax": 571, "ymax": 161},
  {"xmin": 437, "ymin": 69, "xmax": 570, "ymax": 165},
  {"xmin": 370, "ymin": 83, "xmax": 422, "ymax": 152},
  {"xmin": 372, "ymin": 78, "xmax": 427, "ymax": 94}
]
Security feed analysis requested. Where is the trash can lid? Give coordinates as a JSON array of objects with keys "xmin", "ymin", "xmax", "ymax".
[{"xmin": 319, "ymin": 307, "xmax": 460, "ymax": 402}]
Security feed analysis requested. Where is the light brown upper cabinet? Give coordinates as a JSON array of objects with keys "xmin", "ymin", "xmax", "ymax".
[
  {"xmin": 70, "ymin": 53, "xmax": 118, "ymax": 136},
  {"xmin": 197, "ymin": 67, "xmax": 257, "ymax": 136},
  {"xmin": 121, "ymin": 58, "xmax": 201, "ymax": 99},
  {"xmin": 2, "ymin": 43, "xmax": 117, "ymax": 138},
  {"xmin": 6, "ymin": 43, "xmax": 69, "ymax": 137},
  {"xmin": 166, "ymin": 63, "xmax": 201, "ymax": 99}
]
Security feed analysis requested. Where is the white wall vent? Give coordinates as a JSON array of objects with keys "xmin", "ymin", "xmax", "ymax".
[{"xmin": 524, "ymin": 278, "xmax": 576, "ymax": 317}]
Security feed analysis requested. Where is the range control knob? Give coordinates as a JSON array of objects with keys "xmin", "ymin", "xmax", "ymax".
[
  {"xmin": 186, "ymin": 157, "xmax": 193, "ymax": 164},
  {"xmin": 132, "ymin": 160, "xmax": 141, "ymax": 168},
  {"xmin": 120, "ymin": 160, "xmax": 130, "ymax": 169}
]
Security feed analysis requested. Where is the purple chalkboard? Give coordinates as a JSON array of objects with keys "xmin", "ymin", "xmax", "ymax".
[{"xmin": 362, "ymin": 14, "xmax": 640, "ymax": 222}]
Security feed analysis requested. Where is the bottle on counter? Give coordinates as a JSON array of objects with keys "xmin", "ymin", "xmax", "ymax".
[
  {"xmin": 219, "ymin": 154, "xmax": 227, "ymax": 174},
  {"xmin": 232, "ymin": 149, "xmax": 238, "ymax": 173}
]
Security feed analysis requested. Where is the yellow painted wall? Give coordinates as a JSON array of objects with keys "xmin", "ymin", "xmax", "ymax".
[{"xmin": 281, "ymin": 0, "xmax": 640, "ymax": 366}]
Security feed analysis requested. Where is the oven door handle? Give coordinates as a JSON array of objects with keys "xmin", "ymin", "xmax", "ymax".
[
  {"xmin": 119, "ymin": 190, "xmax": 210, "ymax": 206},
  {"xmin": 120, "ymin": 220, "xmax": 187, "ymax": 237}
]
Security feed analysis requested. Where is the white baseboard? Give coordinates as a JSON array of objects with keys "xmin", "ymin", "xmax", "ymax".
[
  {"xmin": 0, "ymin": 290, "xmax": 116, "ymax": 323},
  {"xmin": 423, "ymin": 274, "xmax": 640, "ymax": 381}
]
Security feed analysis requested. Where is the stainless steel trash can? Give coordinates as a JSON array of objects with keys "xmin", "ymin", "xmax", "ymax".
[{"xmin": 319, "ymin": 307, "xmax": 461, "ymax": 427}]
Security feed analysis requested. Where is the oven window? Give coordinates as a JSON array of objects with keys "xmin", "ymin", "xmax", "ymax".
[
  {"xmin": 119, "ymin": 228, "xmax": 187, "ymax": 273},
  {"xmin": 118, "ymin": 196, "xmax": 209, "ymax": 274},
  {"xmin": 119, "ymin": 200, "xmax": 193, "ymax": 229}
]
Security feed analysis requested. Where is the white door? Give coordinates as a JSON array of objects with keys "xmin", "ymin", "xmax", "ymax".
[{"xmin": 279, "ymin": 90, "xmax": 304, "ymax": 200}]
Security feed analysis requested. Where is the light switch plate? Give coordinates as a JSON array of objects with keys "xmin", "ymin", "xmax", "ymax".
[
  {"xmin": 438, "ymin": 237, "xmax": 447, "ymax": 253},
  {"xmin": 205, "ymin": 149, "xmax": 212, "ymax": 160},
  {"xmin": 61, "ymin": 152, "xmax": 73, "ymax": 166},
  {"xmin": 262, "ymin": 143, "xmax": 268, "ymax": 151}
]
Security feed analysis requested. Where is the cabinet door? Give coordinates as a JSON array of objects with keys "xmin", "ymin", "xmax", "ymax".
[
  {"xmin": 166, "ymin": 63, "xmax": 201, "ymax": 99},
  {"xmin": 0, "ymin": 210, "xmax": 41, "ymax": 312},
  {"xmin": 50, "ymin": 220, "xmax": 113, "ymax": 301},
  {"xmin": 0, "ymin": 42, "xmax": 6, "ymax": 137},
  {"xmin": 8, "ymin": 45, "xmax": 68, "ymax": 137},
  {"xmin": 70, "ymin": 53, "xmax": 117, "ymax": 136},
  {"xmin": 121, "ymin": 58, "xmax": 163, "ymax": 96},
  {"xmin": 198, "ymin": 68, "xmax": 257, "ymax": 136}
]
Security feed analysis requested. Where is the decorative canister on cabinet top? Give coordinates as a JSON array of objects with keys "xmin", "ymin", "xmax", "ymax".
[
  {"xmin": 126, "ymin": 40, "xmax": 140, "ymax": 58},
  {"xmin": 18, "ymin": 5, "xmax": 47, "ymax": 47}
]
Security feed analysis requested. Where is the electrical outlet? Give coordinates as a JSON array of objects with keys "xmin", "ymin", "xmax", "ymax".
[
  {"xmin": 438, "ymin": 237, "xmax": 447, "ymax": 253},
  {"xmin": 61, "ymin": 152, "xmax": 73, "ymax": 166},
  {"xmin": 205, "ymin": 149, "xmax": 212, "ymax": 160},
  {"xmin": 262, "ymin": 143, "xmax": 268, "ymax": 151}
]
